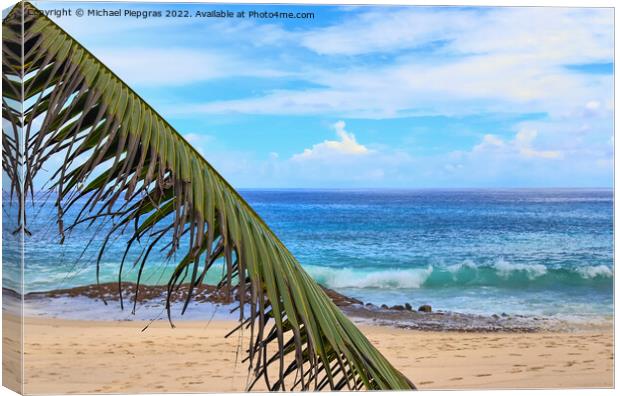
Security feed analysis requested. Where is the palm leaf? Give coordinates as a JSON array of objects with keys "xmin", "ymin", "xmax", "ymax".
[{"xmin": 2, "ymin": 2, "xmax": 415, "ymax": 391}]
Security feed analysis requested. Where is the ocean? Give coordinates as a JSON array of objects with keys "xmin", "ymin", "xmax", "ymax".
[{"xmin": 3, "ymin": 188, "xmax": 614, "ymax": 323}]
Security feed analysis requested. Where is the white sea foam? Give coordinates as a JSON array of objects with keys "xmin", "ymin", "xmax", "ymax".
[
  {"xmin": 446, "ymin": 258, "xmax": 548, "ymax": 279},
  {"xmin": 492, "ymin": 258, "xmax": 548, "ymax": 279},
  {"xmin": 305, "ymin": 265, "xmax": 433, "ymax": 289},
  {"xmin": 445, "ymin": 259, "xmax": 478, "ymax": 273},
  {"xmin": 577, "ymin": 265, "xmax": 613, "ymax": 279}
]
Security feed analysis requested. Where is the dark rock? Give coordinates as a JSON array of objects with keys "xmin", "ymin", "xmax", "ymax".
[
  {"xmin": 501, "ymin": 312, "xmax": 509, "ymax": 317},
  {"xmin": 492, "ymin": 314, "xmax": 500, "ymax": 319},
  {"xmin": 390, "ymin": 305, "xmax": 405, "ymax": 311},
  {"xmin": 404, "ymin": 303, "xmax": 413, "ymax": 311},
  {"xmin": 320, "ymin": 286, "xmax": 363, "ymax": 306},
  {"xmin": 418, "ymin": 304, "xmax": 432, "ymax": 313},
  {"xmin": 365, "ymin": 302, "xmax": 374, "ymax": 307},
  {"xmin": 380, "ymin": 304, "xmax": 389, "ymax": 309},
  {"xmin": 25, "ymin": 282, "xmax": 365, "ymax": 308}
]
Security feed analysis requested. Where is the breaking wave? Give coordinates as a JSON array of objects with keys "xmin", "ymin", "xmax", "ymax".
[{"xmin": 304, "ymin": 259, "xmax": 613, "ymax": 290}]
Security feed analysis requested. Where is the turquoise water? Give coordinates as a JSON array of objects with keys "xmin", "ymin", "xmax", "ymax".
[{"xmin": 3, "ymin": 189, "xmax": 613, "ymax": 321}]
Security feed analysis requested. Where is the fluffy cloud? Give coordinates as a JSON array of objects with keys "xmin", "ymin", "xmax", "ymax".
[
  {"xmin": 432, "ymin": 109, "xmax": 612, "ymax": 187},
  {"xmin": 291, "ymin": 121, "xmax": 370, "ymax": 161},
  {"xmin": 181, "ymin": 7, "xmax": 612, "ymax": 119},
  {"xmin": 200, "ymin": 122, "xmax": 414, "ymax": 188},
  {"xmin": 514, "ymin": 130, "xmax": 562, "ymax": 159},
  {"xmin": 192, "ymin": 123, "xmax": 610, "ymax": 188},
  {"xmin": 474, "ymin": 129, "xmax": 562, "ymax": 160}
]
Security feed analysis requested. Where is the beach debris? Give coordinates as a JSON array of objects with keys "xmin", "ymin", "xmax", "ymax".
[{"xmin": 418, "ymin": 304, "xmax": 432, "ymax": 313}]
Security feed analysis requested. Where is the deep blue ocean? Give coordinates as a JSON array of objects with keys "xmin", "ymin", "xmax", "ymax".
[{"xmin": 3, "ymin": 189, "xmax": 613, "ymax": 322}]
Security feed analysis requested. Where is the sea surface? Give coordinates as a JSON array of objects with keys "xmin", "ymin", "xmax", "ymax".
[{"xmin": 3, "ymin": 189, "xmax": 614, "ymax": 323}]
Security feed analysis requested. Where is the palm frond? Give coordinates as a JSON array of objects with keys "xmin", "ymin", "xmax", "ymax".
[{"xmin": 2, "ymin": 2, "xmax": 415, "ymax": 391}]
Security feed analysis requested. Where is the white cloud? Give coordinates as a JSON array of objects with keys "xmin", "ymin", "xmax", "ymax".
[
  {"xmin": 428, "ymin": 111, "xmax": 614, "ymax": 187},
  {"xmin": 474, "ymin": 134, "xmax": 505, "ymax": 151},
  {"xmin": 52, "ymin": 5, "xmax": 612, "ymax": 120},
  {"xmin": 514, "ymin": 130, "xmax": 562, "ymax": 159},
  {"xmin": 178, "ymin": 7, "xmax": 612, "ymax": 119},
  {"xmin": 301, "ymin": 8, "xmax": 612, "ymax": 62},
  {"xmin": 184, "ymin": 49, "xmax": 611, "ymax": 119},
  {"xmin": 473, "ymin": 129, "xmax": 562, "ymax": 160},
  {"xmin": 445, "ymin": 8, "xmax": 612, "ymax": 64},
  {"xmin": 95, "ymin": 48, "xmax": 288, "ymax": 86},
  {"xmin": 191, "ymin": 120, "xmax": 610, "ymax": 188},
  {"xmin": 300, "ymin": 9, "xmax": 474, "ymax": 56},
  {"xmin": 206, "ymin": 122, "xmax": 415, "ymax": 188},
  {"xmin": 280, "ymin": 123, "xmax": 414, "ymax": 186},
  {"xmin": 291, "ymin": 121, "xmax": 370, "ymax": 161}
]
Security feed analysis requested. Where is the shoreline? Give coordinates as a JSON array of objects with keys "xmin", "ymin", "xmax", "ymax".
[{"xmin": 4, "ymin": 283, "xmax": 612, "ymax": 333}]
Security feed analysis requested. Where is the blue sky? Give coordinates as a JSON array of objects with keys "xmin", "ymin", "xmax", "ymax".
[{"xmin": 36, "ymin": 2, "xmax": 613, "ymax": 188}]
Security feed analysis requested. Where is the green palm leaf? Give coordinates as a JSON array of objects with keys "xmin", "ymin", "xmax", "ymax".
[{"xmin": 2, "ymin": 2, "xmax": 415, "ymax": 391}]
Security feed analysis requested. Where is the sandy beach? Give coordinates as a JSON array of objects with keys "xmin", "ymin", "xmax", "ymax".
[{"xmin": 4, "ymin": 314, "xmax": 612, "ymax": 394}]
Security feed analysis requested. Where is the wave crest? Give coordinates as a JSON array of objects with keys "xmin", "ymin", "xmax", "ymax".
[
  {"xmin": 306, "ymin": 266, "xmax": 433, "ymax": 289},
  {"xmin": 577, "ymin": 265, "xmax": 614, "ymax": 279},
  {"xmin": 304, "ymin": 260, "xmax": 612, "ymax": 290}
]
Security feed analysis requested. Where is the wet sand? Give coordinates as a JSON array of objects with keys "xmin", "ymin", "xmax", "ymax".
[
  {"xmin": 4, "ymin": 315, "xmax": 613, "ymax": 394},
  {"xmin": 21, "ymin": 283, "xmax": 581, "ymax": 332}
]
